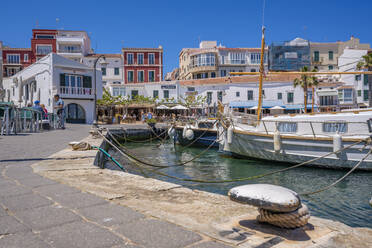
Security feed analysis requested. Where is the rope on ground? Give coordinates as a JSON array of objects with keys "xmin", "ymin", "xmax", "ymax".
[{"xmin": 300, "ymin": 148, "xmax": 372, "ymax": 196}]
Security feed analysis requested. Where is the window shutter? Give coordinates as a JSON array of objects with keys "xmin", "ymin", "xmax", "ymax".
[
  {"xmin": 60, "ymin": 74, "xmax": 65, "ymax": 86},
  {"xmin": 83, "ymin": 76, "xmax": 92, "ymax": 88},
  {"xmin": 364, "ymin": 75, "xmax": 369, "ymax": 86}
]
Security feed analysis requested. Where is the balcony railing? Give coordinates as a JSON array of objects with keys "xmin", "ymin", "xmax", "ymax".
[
  {"xmin": 58, "ymin": 49, "xmax": 82, "ymax": 53},
  {"xmin": 60, "ymin": 87, "xmax": 93, "ymax": 95}
]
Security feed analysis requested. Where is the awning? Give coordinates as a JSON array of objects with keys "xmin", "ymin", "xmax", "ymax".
[
  {"xmin": 270, "ymin": 106, "xmax": 284, "ymax": 110},
  {"xmin": 171, "ymin": 105, "xmax": 188, "ymax": 110},
  {"xmin": 156, "ymin": 105, "xmax": 169, "ymax": 109}
]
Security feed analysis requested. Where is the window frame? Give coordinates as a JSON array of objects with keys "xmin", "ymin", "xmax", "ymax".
[
  {"xmin": 137, "ymin": 53, "xmax": 144, "ymax": 65},
  {"xmin": 36, "ymin": 44, "xmax": 53, "ymax": 55},
  {"xmin": 127, "ymin": 70, "xmax": 134, "ymax": 83},
  {"xmin": 127, "ymin": 53, "xmax": 134, "ymax": 65},
  {"xmin": 148, "ymin": 53, "xmax": 155, "ymax": 64},
  {"xmin": 137, "ymin": 70, "xmax": 144, "ymax": 82}
]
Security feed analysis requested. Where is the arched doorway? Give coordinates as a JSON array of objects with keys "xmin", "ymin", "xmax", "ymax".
[{"xmin": 66, "ymin": 103, "xmax": 86, "ymax": 123}]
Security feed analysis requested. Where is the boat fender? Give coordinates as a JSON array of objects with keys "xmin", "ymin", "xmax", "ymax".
[
  {"xmin": 273, "ymin": 129, "xmax": 281, "ymax": 152},
  {"xmin": 182, "ymin": 126, "xmax": 187, "ymax": 138},
  {"xmin": 184, "ymin": 129, "xmax": 194, "ymax": 140},
  {"xmin": 167, "ymin": 127, "xmax": 175, "ymax": 138},
  {"xmin": 227, "ymin": 126, "xmax": 233, "ymax": 144},
  {"xmin": 333, "ymin": 133, "xmax": 342, "ymax": 152}
]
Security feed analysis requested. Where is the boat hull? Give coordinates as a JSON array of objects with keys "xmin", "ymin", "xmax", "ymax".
[
  {"xmin": 175, "ymin": 127, "xmax": 218, "ymax": 148},
  {"xmin": 221, "ymin": 130, "xmax": 372, "ymax": 170}
]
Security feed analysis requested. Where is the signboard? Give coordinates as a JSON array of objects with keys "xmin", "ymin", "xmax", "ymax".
[{"xmin": 161, "ymin": 85, "xmax": 176, "ymax": 89}]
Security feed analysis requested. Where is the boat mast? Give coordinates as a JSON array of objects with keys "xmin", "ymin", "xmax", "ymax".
[{"xmin": 257, "ymin": 26, "xmax": 265, "ymax": 123}]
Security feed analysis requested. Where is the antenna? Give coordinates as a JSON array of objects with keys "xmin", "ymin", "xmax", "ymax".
[
  {"xmin": 35, "ymin": 20, "xmax": 39, "ymax": 28},
  {"xmin": 56, "ymin": 18, "xmax": 60, "ymax": 29}
]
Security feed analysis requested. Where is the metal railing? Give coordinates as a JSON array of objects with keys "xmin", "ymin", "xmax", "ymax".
[
  {"xmin": 60, "ymin": 86, "xmax": 93, "ymax": 95},
  {"xmin": 0, "ymin": 102, "xmax": 60, "ymax": 135}
]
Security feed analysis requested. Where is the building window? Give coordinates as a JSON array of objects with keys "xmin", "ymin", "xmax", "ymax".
[
  {"xmin": 163, "ymin": 90, "xmax": 169, "ymax": 99},
  {"xmin": 149, "ymin": 53, "xmax": 155, "ymax": 64},
  {"xmin": 127, "ymin": 53, "xmax": 134, "ymax": 64},
  {"xmin": 7, "ymin": 54, "xmax": 20, "ymax": 64},
  {"xmin": 229, "ymin": 52, "xmax": 246, "ymax": 64},
  {"xmin": 36, "ymin": 45, "xmax": 52, "ymax": 55},
  {"xmin": 355, "ymin": 75, "xmax": 361, "ymax": 81},
  {"xmin": 217, "ymin": 91, "xmax": 223, "ymax": 102},
  {"xmin": 24, "ymin": 54, "xmax": 29, "ymax": 62},
  {"xmin": 364, "ymin": 75, "xmax": 369, "ymax": 86},
  {"xmin": 328, "ymin": 51, "xmax": 334, "ymax": 60},
  {"xmin": 127, "ymin": 71, "xmax": 134, "ymax": 83},
  {"xmin": 287, "ymin": 92, "xmax": 294, "ymax": 103},
  {"xmin": 202, "ymin": 73, "xmax": 208, "ymax": 79},
  {"xmin": 114, "ymin": 67, "xmax": 119, "ymax": 75},
  {"xmin": 277, "ymin": 92, "xmax": 282, "ymax": 100},
  {"xmin": 278, "ymin": 122, "xmax": 297, "ymax": 133},
  {"xmin": 307, "ymin": 90, "xmax": 313, "ymax": 101},
  {"xmin": 211, "ymin": 72, "xmax": 216, "ymax": 78},
  {"xmin": 131, "ymin": 90, "xmax": 138, "ymax": 99},
  {"xmin": 358, "ymin": 90, "xmax": 362, "ymax": 97},
  {"xmin": 314, "ymin": 51, "xmax": 319, "ymax": 62},
  {"xmin": 250, "ymin": 53, "xmax": 261, "ymax": 64},
  {"xmin": 138, "ymin": 53, "xmax": 144, "ymax": 65},
  {"xmin": 364, "ymin": 90, "xmax": 369, "ymax": 101},
  {"xmin": 207, "ymin": 92, "xmax": 212, "ymax": 104},
  {"xmin": 102, "ymin": 81, "xmax": 107, "ymax": 85},
  {"xmin": 153, "ymin": 90, "xmax": 159, "ymax": 98},
  {"xmin": 187, "ymin": 87, "xmax": 195, "ymax": 92},
  {"xmin": 149, "ymin": 71, "xmax": 155, "ymax": 82},
  {"xmin": 220, "ymin": 70, "xmax": 227, "ymax": 77},
  {"xmin": 36, "ymin": 34, "xmax": 54, "ymax": 39},
  {"xmin": 323, "ymin": 122, "xmax": 347, "ymax": 133},
  {"xmin": 101, "ymin": 68, "xmax": 106, "ymax": 76},
  {"xmin": 328, "ymin": 65, "xmax": 334, "ymax": 70},
  {"xmin": 251, "ymin": 69, "xmax": 256, "ymax": 72},
  {"xmin": 236, "ymin": 92, "xmax": 240, "ymax": 97},
  {"xmin": 190, "ymin": 53, "xmax": 215, "ymax": 67},
  {"xmin": 247, "ymin": 90, "xmax": 253, "ymax": 100},
  {"xmin": 138, "ymin": 71, "xmax": 144, "ymax": 82}
]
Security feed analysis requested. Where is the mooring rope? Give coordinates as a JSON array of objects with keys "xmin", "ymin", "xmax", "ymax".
[
  {"xmin": 98, "ymin": 129, "xmax": 370, "ymax": 185},
  {"xmin": 300, "ymin": 148, "xmax": 372, "ymax": 196},
  {"xmin": 117, "ymin": 126, "xmax": 169, "ymax": 143}
]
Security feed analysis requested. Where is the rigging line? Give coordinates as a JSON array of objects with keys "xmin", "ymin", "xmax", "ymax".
[
  {"xmin": 300, "ymin": 149, "xmax": 372, "ymax": 196},
  {"xmin": 262, "ymin": 0, "xmax": 266, "ymax": 27}
]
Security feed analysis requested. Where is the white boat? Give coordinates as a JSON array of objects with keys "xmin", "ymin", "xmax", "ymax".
[{"xmin": 219, "ymin": 110, "xmax": 372, "ymax": 170}]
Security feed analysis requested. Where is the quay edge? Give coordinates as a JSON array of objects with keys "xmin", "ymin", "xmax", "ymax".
[{"xmin": 31, "ymin": 127, "xmax": 372, "ymax": 248}]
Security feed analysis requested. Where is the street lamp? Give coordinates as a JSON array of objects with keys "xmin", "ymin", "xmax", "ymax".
[{"xmin": 93, "ymin": 55, "xmax": 106, "ymax": 126}]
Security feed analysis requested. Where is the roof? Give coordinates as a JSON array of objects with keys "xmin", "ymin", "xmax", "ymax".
[
  {"xmin": 179, "ymin": 74, "xmax": 299, "ymax": 86},
  {"xmin": 85, "ymin": 53, "xmax": 121, "ymax": 58},
  {"xmin": 217, "ymin": 47, "xmax": 268, "ymax": 52},
  {"xmin": 3, "ymin": 47, "xmax": 32, "ymax": 51},
  {"xmin": 122, "ymin": 47, "xmax": 163, "ymax": 52}
]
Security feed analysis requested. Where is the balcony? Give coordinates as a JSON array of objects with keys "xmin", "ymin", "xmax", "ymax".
[
  {"xmin": 59, "ymin": 86, "xmax": 94, "ymax": 99},
  {"xmin": 189, "ymin": 65, "xmax": 217, "ymax": 74}
]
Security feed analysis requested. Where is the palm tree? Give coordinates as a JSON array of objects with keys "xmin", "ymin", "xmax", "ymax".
[
  {"xmin": 293, "ymin": 66, "xmax": 319, "ymax": 113},
  {"xmin": 356, "ymin": 52, "xmax": 372, "ymax": 107}
]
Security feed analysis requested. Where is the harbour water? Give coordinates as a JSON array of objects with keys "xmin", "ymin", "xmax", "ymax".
[{"xmin": 111, "ymin": 140, "xmax": 372, "ymax": 228}]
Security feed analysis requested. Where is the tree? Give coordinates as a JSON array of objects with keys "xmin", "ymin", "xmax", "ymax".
[
  {"xmin": 293, "ymin": 66, "xmax": 319, "ymax": 113},
  {"xmin": 356, "ymin": 52, "xmax": 372, "ymax": 107}
]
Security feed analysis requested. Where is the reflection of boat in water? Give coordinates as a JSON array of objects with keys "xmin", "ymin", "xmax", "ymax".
[
  {"xmin": 219, "ymin": 110, "xmax": 372, "ymax": 170},
  {"xmin": 174, "ymin": 119, "xmax": 219, "ymax": 148}
]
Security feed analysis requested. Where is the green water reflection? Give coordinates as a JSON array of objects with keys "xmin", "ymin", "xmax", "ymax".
[{"xmin": 111, "ymin": 141, "xmax": 372, "ymax": 228}]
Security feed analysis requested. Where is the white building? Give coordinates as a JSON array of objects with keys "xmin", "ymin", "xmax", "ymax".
[
  {"xmin": 2, "ymin": 53, "xmax": 102, "ymax": 124},
  {"xmin": 338, "ymin": 48, "xmax": 370, "ymax": 107},
  {"xmin": 56, "ymin": 30, "xmax": 93, "ymax": 63},
  {"xmin": 82, "ymin": 54, "xmax": 124, "ymax": 92}
]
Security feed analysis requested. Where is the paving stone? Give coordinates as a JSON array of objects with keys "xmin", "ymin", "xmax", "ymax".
[
  {"xmin": 5, "ymin": 166, "xmax": 35, "ymax": 179},
  {"xmin": 0, "ymin": 215, "xmax": 30, "ymax": 235},
  {"xmin": 0, "ymin": 206, "xmax": 8, "ymax": 217},
  {"xmin": 189, "ymin": 241, "xmax": 234, "ymax": 248},
  {"xmin": 51, "ymin": 192, "xmax": 108, "ymax": 209},
  {"xmin": 15, "ymin": 205, "xmax": 81, "ymax": 231},
  {"xmin": 34, "ymin": 183, "xmax": 80, "ymax": 198},
  {"xmin": 1, "ymin": 193, "xmax": 53, "ymax": 212},
  {"xmin": 0, "ymin": 231, "xmax": 52, "ymax": 248},
  {"xmin": 41, "ymin": 221, "xmax": 123, "ymax": 248},
  {"xmin": 111, "ymin": 244, "xmax": 142, "ymax": 248},
  {"xmin": 17, "ymin": 175, "xmax": 58, "ymax": 188},
  {"xmin": 0, "ymin": 185, "xmax": 32, "ymax": 198},
  {"xmin": 78, "ymin": 202, "xmax": 144, "ymax": 227},
  {"xmin": 114, "ymin": 219, "xmax": 202, "ymax": 248}
]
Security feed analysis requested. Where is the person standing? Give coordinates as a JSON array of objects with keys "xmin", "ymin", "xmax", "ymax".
[{"xmin": 54, "ymin": 94, "xmax": 65, "ymax": 129}]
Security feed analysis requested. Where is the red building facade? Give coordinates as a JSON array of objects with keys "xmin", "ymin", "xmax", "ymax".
[
  {"xmin": 2, "ymin": 29, "xmax": 57, "ymax": 77},
  {"xmin": 122, "ymin": 47, "xmax": 163, "ymax": 84}
]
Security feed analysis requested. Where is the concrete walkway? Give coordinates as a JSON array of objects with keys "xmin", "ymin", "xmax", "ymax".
[{"xmin": 0, "ymin": 124, "xmax": 231, "ymax": 248}]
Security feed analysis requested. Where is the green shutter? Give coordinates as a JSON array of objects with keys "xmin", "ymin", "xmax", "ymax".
[
  {"xmin": 60, "ymin": 73, "xmax": 65, "ymax": 86},
  {"xmin": 358, "ymin": 90, "xmax": 362, "ymax": 97},
  {"xmin": 83, "ymin": 76, "xmax": 92, "ymax": 88},
  {"xmin": 364, "ymin": 75, "xmax": 369, "ymax": 86}
]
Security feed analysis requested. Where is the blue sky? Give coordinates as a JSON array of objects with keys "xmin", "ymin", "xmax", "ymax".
[{"xmin": 1, "ymin": 0, "xmax": 371, "ymax": 74}]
